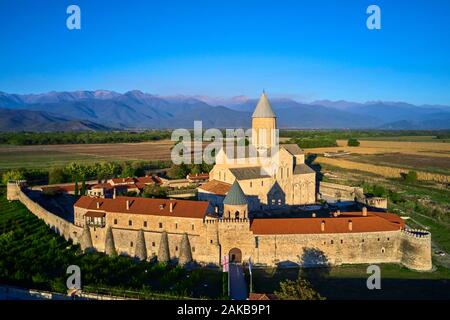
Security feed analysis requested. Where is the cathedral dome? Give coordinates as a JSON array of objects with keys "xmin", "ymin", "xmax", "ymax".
[{"xmin": 223, "ymin": 180, "xmax": 248, "ymax": 205}]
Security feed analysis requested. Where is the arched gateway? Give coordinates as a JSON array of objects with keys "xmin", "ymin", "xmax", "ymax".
[{"xmin": 229, "ymin": 248, "xmax": 242, "ymax": 263}]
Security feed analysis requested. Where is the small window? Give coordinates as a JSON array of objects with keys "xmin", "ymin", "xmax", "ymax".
[
  {"xmin": 250, "ymin": 182, "xmax": 253, "ymax": 188},
  {"xmin": 377, "ymin": 238, "xmax": 380, "ymax": 241},
  {"xmin": 175, "ymin": 246, "xmax": 178, "ymax": 251},
  {"xmin": 340, "ymin": 239, "xmax": 343, "ymax": 244},
  {"xmin": 362, "ymin": 239, "xmax": 365, "ymax": 243},
  {"xmin": 143, "ymin": 221, "xmax": 147, "ymax": 227},
  {"xmin": 192, "ymin": 247, "xmax": 195, "ymax": 252},
  {"xmin": 191, "ymin": 224, "xmax": 195, "ymax": 230},
  {"xmin": 261, "ymin": 181, "xmax": 264, "ymax": 187},
  {"xmin": 159, "ymin": 222, "xmax": 163, "ymax": 228},
  {"xmin": 175, "ymin": 223, "xmax": 178, "ymax": 229},
  {"xmin": 152, "ymin": 242, "xmax": 155, "ymax": 247},
  {"xmin": 210, "ymin": 239, "xmax": 213, "ymax": 244},
  {"xmin": 381, "ymin": 247, "xmax": 386, "ymax": 254},
  {"xmin": 114, "ymin": 219, "xmax": 117, "ymax": 225},
  {"xmin": 130, "ymin": 241, "xmax": 133, "ymax": 247},
  {"xmin": 128, "ymin": 220, "xmax": 132, "ymax": 226},
  {"xmin": 330, "ymin": 240, "xmax": 334, "ymax": 244},
  {"xmin": 387, "ymin": 237, "xmax": 390, "ymax": 241},
  {"xmin": 255, "ymin": 236, "xmax": 259, "ymax": 248}
]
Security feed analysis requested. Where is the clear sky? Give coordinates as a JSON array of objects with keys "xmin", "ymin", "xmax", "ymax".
[{"xmin": 0, "ymin": 0, "xmax": 449, "ymax": 104}]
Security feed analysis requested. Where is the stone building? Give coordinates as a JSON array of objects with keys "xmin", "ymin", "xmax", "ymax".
[
  {"xmin": 201, "ymin": 92, "xmax": 316, "ymax": 211},
  {"xmin": 72, "ymin": 187, "xmax": 432, "ymax": 271}
]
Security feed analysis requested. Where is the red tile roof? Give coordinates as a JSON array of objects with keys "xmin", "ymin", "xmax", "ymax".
[
  {"xmin": 74, "ymin": 196, "xmax": 210, "ymax": 219},
  {"xmin": 110, "ymin": 177, "xmax": 135, "ymax": 184},
  {"xmin": 188, "ymin": 173, "xmax": 209, "ymax": 180},
  {"xmin": 198, "ymin": 179, "xmax": 231, "ymax": 195},
  {"xmin": 91, "ymin": 183, "xmax": 114, "ymax": 190},
  {"xmin": 250, "ymin": 211, "xmax": 404, "ymax": 235}
]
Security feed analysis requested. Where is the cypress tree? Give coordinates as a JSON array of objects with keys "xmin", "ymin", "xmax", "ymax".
[
  {"xmin": 74, "ymin": 178, "xmax": 79, "ymax": 196},
  {"xmin": 80, "ymin": 178, "xmax": 86, "ymax": 196}
]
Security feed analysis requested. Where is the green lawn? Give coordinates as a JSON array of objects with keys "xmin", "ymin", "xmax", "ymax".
[{"xmin": 250, "ymin": 263, "xmax": 450, "ymax": 300}]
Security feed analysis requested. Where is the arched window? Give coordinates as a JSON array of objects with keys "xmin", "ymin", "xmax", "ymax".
[{"xmin": 235, "ymin": 211, "xmax": 240, "ymax": 219}]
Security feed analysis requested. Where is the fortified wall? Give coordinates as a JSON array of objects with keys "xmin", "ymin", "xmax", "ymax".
[
  {"xmin": 7, "ymin": 181, "xmax": 83, "ymax": 244},
  {"xmin": 6, "ymin": 182, "xmax": 432, "ymax": 271}
]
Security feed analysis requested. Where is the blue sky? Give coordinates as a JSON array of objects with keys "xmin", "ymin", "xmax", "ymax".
[{"xmin": 0, "ymin": 0, "xmax": 449, "ymax": 104}]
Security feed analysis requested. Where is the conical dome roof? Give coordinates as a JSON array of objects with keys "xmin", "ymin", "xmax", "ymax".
[
  {"xmin": 252, "ymin": 92, "xmax": 276, "ymax": 118},
  {"xmin": 223, "ymin": 180, "xmax": 247, "ymax": 205}
]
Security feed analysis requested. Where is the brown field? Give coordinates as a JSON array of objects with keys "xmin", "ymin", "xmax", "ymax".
[
  {"xmin": 315, "ymin": 156, "xmax": 450, "ymax": 183},
  {"xmin": 0, "ymin": 140, "xmax": 176, "ymax": 162},
  {"xmin": 347, "ymin": 153, "xmax": 450, "ymax": 175},
  {"xmin": 307, "ymin": 139, "xmax": 450, "ymax": 158}
]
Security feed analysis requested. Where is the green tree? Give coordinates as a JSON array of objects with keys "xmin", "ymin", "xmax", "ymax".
[
  {"xmin": 143, "ymin": 185, "xmax": 168, "ymax": 198},
  {"xmin": 275, "ymin": 278, "xmax": 325, "ymax": 300},
  {"xmin": 80, "ymin": 178, "xmax": 86, "ymax": 196},
  {"xmin": 48, "ymin": 168, "xmax": 67, "ymax": 184},
  {"xmin": 1, "ymin": 170, "xmax": 25, "ymax": 185},
  {"xmin": 402, "ymin": 170, "xmax": 418, "ymax": 183},
  {"xmin": 167, "ymin": 164, "xmax": 190, "ymax": 179},
  {"xmin": 74, "ymin": 178, "xmax": 79, "ymax": 196},
  {"xmin": 347, "ymin": 138, "xmax": 360, "ymax": 147}
]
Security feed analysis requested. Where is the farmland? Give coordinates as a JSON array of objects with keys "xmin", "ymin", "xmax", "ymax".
[{"xmin": 0, "ymin": 140, "xmax": 175, "ymax": 172}]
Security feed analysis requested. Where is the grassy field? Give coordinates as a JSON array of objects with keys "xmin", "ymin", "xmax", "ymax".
[{"xmin": 250, "ymin": 263, "xmax": 450, "ymax": 299}]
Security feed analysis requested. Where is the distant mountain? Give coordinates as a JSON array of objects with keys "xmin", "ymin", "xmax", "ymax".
[
  {"xmin": 0, "ymin": 90, "xmax": 449, "ymax": 131},
  {"xmin": 0, "ymin": 108, "xmax": 113, "ymax": 132}
]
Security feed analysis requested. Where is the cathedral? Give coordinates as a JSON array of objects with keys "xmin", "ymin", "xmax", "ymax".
[{"xmin": 199, "ymin": 92, "xmax": 316, "ymax": 213}]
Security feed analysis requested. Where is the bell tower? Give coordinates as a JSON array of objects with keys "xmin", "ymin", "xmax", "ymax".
[{"xmin": 251, "ymin": 91, "xmax": 277, "ymax": 152}]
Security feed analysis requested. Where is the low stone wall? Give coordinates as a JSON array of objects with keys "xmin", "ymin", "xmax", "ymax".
[{"xmin": 319, "ymin": 181, "xmax": 364, "ymax": 201}]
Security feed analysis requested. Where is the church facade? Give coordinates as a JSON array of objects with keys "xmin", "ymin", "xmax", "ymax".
[{"xmin": 203, "ymin": 93, "xmax": 316, "ymax": 212}]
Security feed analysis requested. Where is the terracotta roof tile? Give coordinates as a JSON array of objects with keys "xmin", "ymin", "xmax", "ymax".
[
  {"xmin": 250, "ymin": 211, "xmax": 404, "ymax": 235},
  {"xmin": 198, "ymin": 180, "xmax": 231, "ymax": 195},
  {"xmin": 74, "ymin": 196, "xmax": 209, "ymax": 219}
]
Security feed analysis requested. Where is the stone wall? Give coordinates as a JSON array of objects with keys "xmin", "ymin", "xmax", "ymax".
[
  {"xmin": 319, "ymin": 181, "xmax": 364, "ymax": 201},
  {"xmin": 6, "ymin": 182, "xmax": 432, "ymax": 271},
  {"xmin": 7, "ymin": 182, "xmax": 83, "ymax": 245}
]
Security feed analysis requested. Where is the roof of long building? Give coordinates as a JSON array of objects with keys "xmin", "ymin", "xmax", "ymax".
[
  {"xmin": 74, "ymin": 196, "xmax": 210, "ymax": 219},
  {"xmin": 250, "ymin": 211, "xmax": 404, "ymax": 235},
  {"xmin": 229, "ymin": 166, "xmax": 271, "ymax": 180}
]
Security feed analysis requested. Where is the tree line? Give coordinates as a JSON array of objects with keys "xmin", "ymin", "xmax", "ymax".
[{"xmin": 0, "ymin": 130, "xmax": 172, "ymax": 145}]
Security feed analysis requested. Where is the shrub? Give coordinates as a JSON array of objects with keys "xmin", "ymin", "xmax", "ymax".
[
  {"xmin": 401, "ymin": 170, "xmax": 418, "ymax": 183},
  {"xmin": 347, "ymin": 138, "xmax": 360, "ymax": 147},
  {"xmin": 1, "ymin": 170, "xmax": 25, "ymax": 185},
  {"xmin": 275, "ymin": 278, "xmax": 324, "ymax": 300}
]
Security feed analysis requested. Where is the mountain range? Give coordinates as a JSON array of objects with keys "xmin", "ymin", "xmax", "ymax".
[{"xmin": 1, "ymin": 90, "xmax": 449, "ymax": 131}]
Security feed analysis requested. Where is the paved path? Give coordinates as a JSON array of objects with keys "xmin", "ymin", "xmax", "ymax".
[{"xmin": 229, "ymin": 263, "xmax": 248, "ymax": 300}]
